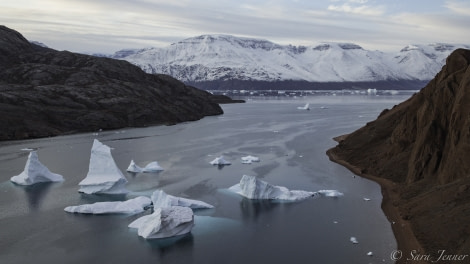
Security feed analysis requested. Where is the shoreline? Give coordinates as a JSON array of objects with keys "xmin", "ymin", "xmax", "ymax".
[{"xmin": 326, "ymin": 148, "xmax": 427, "ymax": 264}]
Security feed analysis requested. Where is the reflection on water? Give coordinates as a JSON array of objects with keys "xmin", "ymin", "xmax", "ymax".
[{"xmin": 20, "ymin": 182, "xmax": 54, "ymax": 211}]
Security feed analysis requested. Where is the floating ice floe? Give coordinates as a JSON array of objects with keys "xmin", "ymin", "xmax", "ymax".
[
  {"xmin": 210, "ymin": 156, "xmax": 231, "ymax": 166},
  {"xmin": 350, "ymin": 237, "xmax": 359, "ymax": 244},
  {"xmin": 128, "ymin": 206, "xmax": 194, "ymax": 239},
  {"xmin": 367, "ymin": 252, "xmax": 373, "ymax": 256},
  {"xmin": 64, "ymin": 196, "xmax": 152, "ymax": 215},
  {"xmin": 78, "ymin": 139, "xmax": 129, "ymax": 194},
  {"xmin": 363, "ymin": 198, "xmax": 371, "ymax": 201},
  {"xmin": 151, "ymin": 190, "xmax": 214, "ymax": 209},
  {"xmin": 229, "ymin": 175, "xmax": 315, "ymax": 201},
  {"xmin": 241, "ymin": 155, "xmax": 260, "ymax": 164},
  {"xmin": 127, "ymin": 160, "xmax": 164, "ymax": 173},
  {"xmin": 297, "ymin": 103, "xmax": 310, "ymax": 110},
  {"xmin": 10, "ymin": 151, "xmax": 64, "ymax": 185},
  {"xmin": 317, "ymin": 190, "xmax": 344, "ymax": 197}
]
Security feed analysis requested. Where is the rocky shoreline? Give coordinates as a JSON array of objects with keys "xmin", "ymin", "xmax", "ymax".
[
  {"xmin": 0, "ymin": 26, "xmax": 241, "ymax": 141},
  {"xmin": 327, "ymin": 49, "xmax": 470, "ymax": 263}
]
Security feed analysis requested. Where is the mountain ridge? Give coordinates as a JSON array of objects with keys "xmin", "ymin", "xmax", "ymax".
[{"xmin": 104, "ymin": 34, "xmax": 469, "ymax": 87}]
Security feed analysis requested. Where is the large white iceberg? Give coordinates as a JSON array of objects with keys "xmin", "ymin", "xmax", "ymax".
[
  {"xmin": 229, "ymin": 175, "xmax": 315, "ymax": 201},
  {"xmin": 241, "ymin": 155, "xmax": 260, "ymax": 164},
  {"xmin": 209, "ymin": 155, "xmax": 231, "ymax": 166},
  {"xmin": 128, "ymin": 206, "xmax": 194, "ymax": 239},
  {"xmin": 127, "ymin": 160, "xmax": 164, "ymax": 173},
  {"xmin": 10, "ymin": 151, "xmax": 64, "ymax": 185},
  {"xmin": 151, "ymin": 190, "xmax": 214, "ymax": 209},
  {"xmin": 64, "ymin": 196, "xmax": 152, "ymax": 215},
  {"xmin": 78, "ymin": 139, "xmax": 129, "ymax": 194}
]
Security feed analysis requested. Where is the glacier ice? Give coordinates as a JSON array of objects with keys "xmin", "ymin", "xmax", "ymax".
[
  {"xmin": 142, "ymin": 161, "xmax": 164, "ymax": 172},
  {"xmin": 297, "ymin": 103, "xmax": 310, "ymax": 110},
  {"xmin": 210, "ymin": 156, "xmax": 231, "ymax": 166},
  {"xmin": 128, "ymin": 206, "xmax": 194, "ymax": 239},
  {"xmin": 350, "ymin": 237, "xmax": 359, "ymax": 244},
  {"xmin": 64, "ymin": 196, "xmax": 152, "ymax": 215},
  {"xmin": 10, "ymin": 151, "xmax": 64, "ymax": 185},
  {"xmin": 151, "ymin": 190, "xmax": 214, "ymax": 209},
  {"xmin": 127, "ymin": 160, "xmax": 143, "ymax": 173},
  {"xmin": 127, "ymin": 160, "xmax": 164, "ymax": 173},
  {"xmin": 317, "ymin": 190, "xmax": 344, "ymax": 197},
  {"xmin": 241, "ymin": 155, "xmax": 260, "ymax": 164},
  {"xmin": 78, "ymin": 139, "xmax": 129, "ymax": 194},
  {"xmin": 228, "ymin": 175, "xmax": 315, "ymax": 201}
]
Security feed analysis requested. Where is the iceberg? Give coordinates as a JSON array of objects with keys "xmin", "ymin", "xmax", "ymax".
[
  {"xmin": 228, "ymin": 175, "xmax": 315, "ymax": 201},
  {"xmin": 142, "ymin": 161, "xmax": 164, "ymax": 172},
  {"xmin": 297, "ymin": 103, "xmax": 310, "ymax": 110},
  {"xmin": 209, "ymin": 156, "xmax": 231, "ymax": 166},
  {"xmin": 78, "ymin": 139, "xmax": 129, "ymax": 194},
  {"xmin": 241, "ymin": 155, "xmax": 260, "ymax": 164},
  {"xmin": 128, "ymin": 206, "xmax": 194, "ymax": 239},
  {"xmin": 151, "ymin": 190, "xmax": 214, "ymax": 209},
  {"xmin": 317, "ymin": 190, "xmax": 344, "ymax": 197},
  {"xmin": 127, "ymin": 160, "xmax": 164, "ymax": 173},
  {"xmin": 10, "ymin": 151, "xmax": 64, "ymax": 185},
  {"xmin": 350, "ymin": 237, "xmax": 359, "ymax": 244},
  {"xmin": 367, "ymin": 88, "xmax": 377, "ymax": 94},
  {"xmin": 64, "ymin": 196, "xmax": 152, "ymax": 215},
  {"xmin": 127, "ymin": 160, "xmax": 143, "ymax": 173}
]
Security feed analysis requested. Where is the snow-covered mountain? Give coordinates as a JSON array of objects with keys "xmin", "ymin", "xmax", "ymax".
[{"xmin": 111, "ymin": 35, "xmax": 469, "ymax": 84}]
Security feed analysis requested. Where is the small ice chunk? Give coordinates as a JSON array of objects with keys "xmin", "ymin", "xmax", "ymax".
[
  {"xmin": 367, "ymin": 252, "xmax": 373, "ymax": 256},
  {"xmin": 78, "ymin": 139, "xmax": 128, "ymax": 194},
  {"xmin": 350, "ymin": 237, "xmax": 359, "ymax": 244},
  {"xmin": 10, "ymin": 151, "xmax": 64, "ymax": 185},
  {"xmin": 229, "ymin": 175, "xmax": 315, "ymax": 201},
  {"xmin": 142, "ymin": 161, "xmax": 164, "ymax": 172},
  {"xmin": 128, "ymin": 206, "xmax": 194, "ymax": 239},
  {"xmin": 297, "ymin": 103, "xmax": 310, "ymax": 110},
  {"xmin": 367, "ymin": 88, "xmax": 377, "ymax": 94},
  {"xmin": 210, "ymin": 156, "xmax": 231, "ymax": 165},
  {"xmin": 363, "ymin": 198, "xmax": 371, "ymax": 201},
  {"xmin": 317, "ymin": 190, "xmax": 344, "ymax": 197},
  {"xmin": 241, "ymin": 155, "xmax": 260, "ymax": 164},
  {"xmin": 127, "ymin": 160, "xmax": 143, "ymax": 173},
  {"xmin": 151, "ymin": 190, "xmax": 214, "ymax": 209},
  {"xmin": 64, "ymin": 196, "xmax": 152, "ymax": 214}
]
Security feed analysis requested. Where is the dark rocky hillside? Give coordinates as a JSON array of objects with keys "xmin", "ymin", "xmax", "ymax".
[
  {"xmin": 328, "ymin": 49, "xmax": 470, "ymax": 262},
  {"xmin": 0, "ymin": 26, "xmax": 230, "ymax": 140}
]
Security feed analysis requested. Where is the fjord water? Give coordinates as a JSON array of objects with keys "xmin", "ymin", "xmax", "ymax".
[{"xmin": 0, "ymin": 91, "xmax": 413, "ymax": 264}]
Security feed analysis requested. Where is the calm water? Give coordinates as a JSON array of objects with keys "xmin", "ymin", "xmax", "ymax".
[{"xmin": 0, "ymin": 92, "xmax": 414, "ymax": 264}]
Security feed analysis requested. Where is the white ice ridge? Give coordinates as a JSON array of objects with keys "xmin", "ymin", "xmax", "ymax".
[
  {"xmin": 151, "ymin": 190, "xmax": 214, "ymax": 209},
  {"xmin": 210, "ymin": 155, "xmax": 231, "ymax": 165},
  {"xmin": 297, "ymin": 103, "xmax": 310, "ymax": 110},
  {"xmin": 127, "ymin": 160, "xmax": 164, "ymax": 173},
  {"xmin": 241, "ymin": 155, "xmax": 260, "ymax": 164},
  {"xmin": 317, "ymin": 190, "xmax": 344, "ymax": 197},
  {"xmin": 64, "ymin": 196, "xmax": 152, "ymax": 215},
  {"xmin": 128, "ymin": 206, "xmax": 194, "ymax": 239},
  {"xmin": 10, "ymin": 151, "xmax": 64, "ymax": 185},
  {"xmin": 228, "ymin": 175, "xmax": 315, "ymax": 201},
  {"xmin": 78, "ymin": 139, "xmax": 129, "ymax": 194}
]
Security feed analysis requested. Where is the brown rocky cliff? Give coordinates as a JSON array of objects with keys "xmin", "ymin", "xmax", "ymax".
[{"xmin": 328, "ymin": 49, "xmax": 470, "ymax": 262}]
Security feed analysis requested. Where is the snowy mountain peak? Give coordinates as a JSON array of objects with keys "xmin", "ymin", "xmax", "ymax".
[{"xmin": 112, "ymin": 34, "xmax": 469, "ymax": 83}]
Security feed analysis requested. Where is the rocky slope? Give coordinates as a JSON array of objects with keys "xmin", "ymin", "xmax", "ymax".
[
  {"xmin": 111, "ymin": 34, "xmax": 469, "ymax": 87},
  {"xmin": 0, "ymin": 26, "xmax": 227, "ymax": 140},
  {"xmin": 327, "ymin": 49, "xmax": 470, "ymax": 261}
]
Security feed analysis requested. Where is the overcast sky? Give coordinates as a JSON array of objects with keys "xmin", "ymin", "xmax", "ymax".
[{"xmin": 2, "ymin": 0, "xmax": 470, "ymax": 54}]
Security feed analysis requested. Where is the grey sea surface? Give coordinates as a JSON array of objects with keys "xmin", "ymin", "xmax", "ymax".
[{"xmin": 0, "ymin": 91, "xmax": 414, "ymax": 264}]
